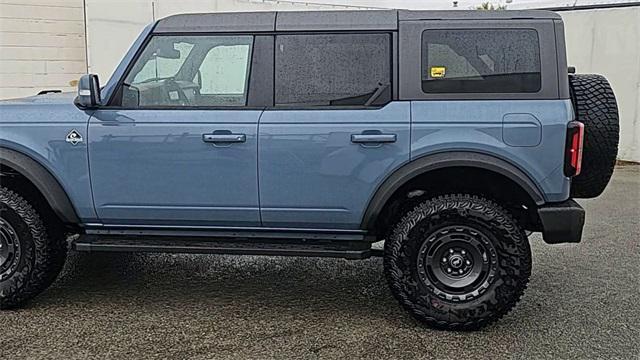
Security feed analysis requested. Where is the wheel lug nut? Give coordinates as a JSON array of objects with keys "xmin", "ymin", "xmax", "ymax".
[
  {"xmin": 466, "ymin": 260, "xmax": 471, "ymax": 265},
  {"xmin": 461, "ymin": 250, "xmax": 466, "ymax": 255},
  {"xmin": 442, "ymin": 257, "xmax": 447, "ymax": 263},
  {"xmin": 459, "ymin": 269, "xmax": 464, "ymax": 274},
  {"xmin": 447, "ymin": 268, "xmax": 452, "ymax": 273},
  {"xmin": 449, "ymin": 249, "xmax": 454, "ymax": 254}
]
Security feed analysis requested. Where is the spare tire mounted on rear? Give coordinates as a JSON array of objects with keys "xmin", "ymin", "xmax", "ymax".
[{"xmin": 568, "ymin": 74, "xmax": 620, "ymax": 199}]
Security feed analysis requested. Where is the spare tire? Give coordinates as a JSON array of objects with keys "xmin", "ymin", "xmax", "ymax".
[{"xmin": 568, "ymin": 74, "xmax": 619, "ymax": 198}]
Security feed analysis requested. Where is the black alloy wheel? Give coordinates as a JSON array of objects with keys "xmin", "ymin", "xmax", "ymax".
[
  {"xmin": 416, "ymin": 225, "xmax": 497, "ymax": 302},
  {"xmin": 0, "ymin": 217, "xmax": 21, "ymax": 281}
]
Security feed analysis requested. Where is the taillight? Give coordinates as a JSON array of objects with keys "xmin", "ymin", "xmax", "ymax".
[{"xmin": 564, "ymin": 121, "xmax": 584, "ymax": 177}]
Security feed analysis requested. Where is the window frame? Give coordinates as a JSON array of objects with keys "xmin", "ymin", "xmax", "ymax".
[
  {"xmin": 270, "ymin": 31, "xmax": 395, "ymax": 110},
  {"xmin": 105, "ymin": 33, "xmax": 267, "ymax": 110},
  {"xmin": 398, "ymin": 20, "xmax": 561, "ymax": 101},
  {"xmin": 420, "ymin": 28, "xmax": 542, "ymax": 94}
]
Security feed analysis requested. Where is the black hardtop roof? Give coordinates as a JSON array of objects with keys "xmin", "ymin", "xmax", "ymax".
[{"xmin": 153, "ymin": 10, "xmax": 561, "ymax": 33}]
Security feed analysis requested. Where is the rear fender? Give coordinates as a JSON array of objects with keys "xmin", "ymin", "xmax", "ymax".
[{"xmin": 360, "ymin": 151, "xmax": 545, "ymax": 231}]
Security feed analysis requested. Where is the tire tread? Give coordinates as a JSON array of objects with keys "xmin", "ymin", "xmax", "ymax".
[{"xmin": 0, "ymin": 187, "xmax": 67, "ymax": 309}]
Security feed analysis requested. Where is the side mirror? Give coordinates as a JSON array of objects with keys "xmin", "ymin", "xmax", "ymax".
[{"xmin": 74, "ymin": 74, "xmax": 101, "ymax": 109}]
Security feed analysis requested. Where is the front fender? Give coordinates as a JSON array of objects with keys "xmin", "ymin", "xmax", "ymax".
[{"xmin": 0, "ymin": 147, "xmax": 79, "ymax": 224}]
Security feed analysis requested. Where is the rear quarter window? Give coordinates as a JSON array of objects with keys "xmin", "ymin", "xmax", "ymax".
[{"xmin": 421, "ymin": 29, "xmax": 541, "ymax": 94}]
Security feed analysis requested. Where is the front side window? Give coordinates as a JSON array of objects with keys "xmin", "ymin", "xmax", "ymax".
[
  {"xmin": 118, "ymin": 35, "xmax": 253, "ymax": 107},
  {"xmin": 421, "ymin": 29, "xmax": 541, "ymax": 93},
  {"xmin": 275, "ymin": 33, "xmax": 391, "ymax": 107}
]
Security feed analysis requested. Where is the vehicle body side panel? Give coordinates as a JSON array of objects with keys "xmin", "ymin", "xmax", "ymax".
[
  {"xmin": 259, "ymin": 102, "xmax": 411, "ymax": 229},
  {"xmin": 410, "ymin": 99, "xmax": 573, "ymax": 202},
  {"xmin": 0, "ymin": 93, "xmax": 97, "ymax": 221}
]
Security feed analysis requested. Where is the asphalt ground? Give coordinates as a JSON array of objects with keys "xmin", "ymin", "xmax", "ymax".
[{"xmin": 1, "ymin": 166, "xmax": 638, "ymax": 360}]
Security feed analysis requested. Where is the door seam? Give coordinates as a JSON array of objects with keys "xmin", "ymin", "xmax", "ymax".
[{"xmin": 257, "ymin": 109, "xmax": 265, "ymax": 226}]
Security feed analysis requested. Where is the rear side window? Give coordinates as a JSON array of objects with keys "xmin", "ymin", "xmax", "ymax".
[
  {"xmin": 275, "ymin": 33, "xmax": 391, "ymax": 107},
  {"xmin": 421, "ymin": 29, "xmax": 541, "ymax": 93}
]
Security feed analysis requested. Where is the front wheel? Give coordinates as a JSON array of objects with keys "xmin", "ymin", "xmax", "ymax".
[
  {"xmin": 384, "ymin": 194, "xmax": 531, "ymax": 330},
  {"xmin": 0, "ymin": 187, "xmax": 67, "ymax": 309}
]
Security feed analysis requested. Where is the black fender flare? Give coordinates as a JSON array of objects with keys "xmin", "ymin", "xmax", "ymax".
[
  {"xmin": 0, "ymin": 147, "xmax": 79, "ymax": 224},
  {"xmin": 360, "ymin": 151, "xmax": 545, "ymax": 231}
]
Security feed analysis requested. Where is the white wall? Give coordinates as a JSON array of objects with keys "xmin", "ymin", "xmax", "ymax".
[
  {"xmin": 0, "ymin": 0, "xmax": 87, "ymax": 99},
  {"xmin": 560, "ymin": 6, "xmax": 640, "ymax": 161},
  {"xmin": 84, "ymin": 0, "xmax": 154, "ymax": 79}
]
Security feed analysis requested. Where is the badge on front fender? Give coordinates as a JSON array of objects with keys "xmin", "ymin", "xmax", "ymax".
[{"xmin": 65, "ymin": 129, "xmax": 83, "ymax": 145}]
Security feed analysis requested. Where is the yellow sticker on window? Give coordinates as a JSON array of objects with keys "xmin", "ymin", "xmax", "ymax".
[{"xmin": 430, "ymin": 66, "xmax": 446, "ymax": 78}]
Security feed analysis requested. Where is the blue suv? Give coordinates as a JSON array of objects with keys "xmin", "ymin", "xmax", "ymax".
[{"xmin": 0, "ymin": 10, "xmax": 619, "ymax": 330}]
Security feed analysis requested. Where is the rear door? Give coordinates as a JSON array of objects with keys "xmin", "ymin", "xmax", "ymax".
[
  {"xmin": 89, "ymin": 34, "xmax": 270, "ymax": 226},
  {"xmin": 259, "ymin": 33, "xmax": 410, "ymax": 230}
]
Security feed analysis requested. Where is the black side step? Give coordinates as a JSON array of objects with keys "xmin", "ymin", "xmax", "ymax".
[{"xmin": 74, "ymin": 235, "xmax": 375, "ymax": 259}]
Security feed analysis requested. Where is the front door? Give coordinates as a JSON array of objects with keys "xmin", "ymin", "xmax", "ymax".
[{"xmin": 89, "ymin": 34, "xmax": 264, "ymax": 226}]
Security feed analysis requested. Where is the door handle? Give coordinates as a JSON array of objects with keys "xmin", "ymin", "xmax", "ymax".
[
  {"xmin": 202, "ymin": 133, "xmax": 246, "ymax": 143},
  {"xmin": 351, "ymin": 133, "xmax": 397, "ymax": 144}
]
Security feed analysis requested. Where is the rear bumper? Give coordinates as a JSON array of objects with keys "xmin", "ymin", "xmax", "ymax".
[{"xmin": 537, "ymin": 199, "xmax": 585, "ymax": 244}]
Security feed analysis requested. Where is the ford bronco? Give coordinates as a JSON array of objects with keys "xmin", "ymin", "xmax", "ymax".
[{"xmin": 0, "ymin": 10, "xmax": 619, "ymax": 330}]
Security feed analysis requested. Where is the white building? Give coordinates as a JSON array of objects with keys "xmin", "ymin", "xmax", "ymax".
[{"xmin": 0, "ymin": 0, "xmax": 638, "ymax": 161}]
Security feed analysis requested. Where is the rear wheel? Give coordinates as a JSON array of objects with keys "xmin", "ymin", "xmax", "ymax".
[
  {"xmin": 569, "ymin": 74, "xmax": 619, "ymax": 198},
  {"xmin": 384, "ymin": 194, "xmax": 531, "ymax": 330},
  {"xmin": 0, "ymin": 187, "xmax": 67, "ymax": 309}
]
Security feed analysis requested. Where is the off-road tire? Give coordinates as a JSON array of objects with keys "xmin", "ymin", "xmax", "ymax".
[
  {"xmin": 569, "ymin": 74, "xmax": 619, "ymax": 198},
  {"xmin": 384, "ymin": 194, "xmax": 531, "ymax": 330},
  {"xmin": 0, "ymin": 187, "xmax": 67, "ymax": 309}
]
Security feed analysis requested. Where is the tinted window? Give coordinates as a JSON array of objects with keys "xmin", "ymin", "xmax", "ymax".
[
  {"xmin": 275, "ymin": 33, "xmax": 391, "ymax": 107},
  {"xmin": 421, "ymin": 29, "xmax": 541, "ymax": 93},
  {"xmin": 119, "ymin": 35, "xmax": 253, "ymax": 107}
]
